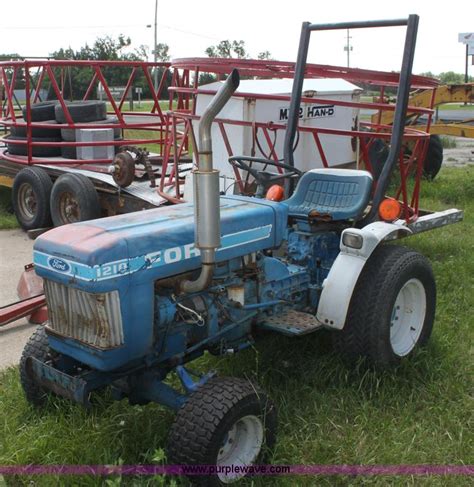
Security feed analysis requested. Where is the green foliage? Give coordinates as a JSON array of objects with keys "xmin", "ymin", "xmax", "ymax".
[
  {"xmin": 0, "ymin": 187, "xmax": 18, "ymax": 229},
  {"xmin": 440, "ymin": 136, "xmax": 457, "ymax": 149},
  {"xmin": 205, "ymin": 40, "xmax": 248, "ymax": 59},
  {"xmin": 419, "ymin": 71, "xmax": 474, "ymax": 84},
  {"xmin": 47, "ymin": 36, "xmax": 171, "ymax": 100}
]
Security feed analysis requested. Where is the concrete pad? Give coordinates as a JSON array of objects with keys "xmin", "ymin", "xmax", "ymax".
[{"xmin": 0, "ymin": 229, "xmax": 36, "ymax": 370}]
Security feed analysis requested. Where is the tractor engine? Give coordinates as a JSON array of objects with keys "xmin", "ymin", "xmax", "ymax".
[{"xmin": 33, "ymin": 195, "xmax": 324, "ymax": 372}]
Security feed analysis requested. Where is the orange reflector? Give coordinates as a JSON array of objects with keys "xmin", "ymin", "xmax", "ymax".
[
  {"xmin": 266, "ymin": 184, "xmax": 285, "ymax": 201},
  {"xmin": 379, "ymin": 198, "xmax": 402, "ymax": 222}
]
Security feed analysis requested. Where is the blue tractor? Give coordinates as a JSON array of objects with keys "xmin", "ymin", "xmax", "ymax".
[{"xmin": 20, "ymin": 16, "xmax": 462, "ymax": 485}]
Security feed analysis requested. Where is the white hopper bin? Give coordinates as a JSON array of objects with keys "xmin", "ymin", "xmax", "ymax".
[{"xmin": 193, "ymin": 78, "xmax": 362, "ymax": 179}]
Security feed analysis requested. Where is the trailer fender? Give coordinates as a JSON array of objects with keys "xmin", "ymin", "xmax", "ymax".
[{"xmin": 316, "ymin": 222, "xmax": 412, "ymax": 330}]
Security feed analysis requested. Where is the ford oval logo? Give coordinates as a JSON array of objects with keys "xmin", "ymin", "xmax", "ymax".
[{"xmin": 48, "ymin": 258, "xmax": 70, "ymax": 273}]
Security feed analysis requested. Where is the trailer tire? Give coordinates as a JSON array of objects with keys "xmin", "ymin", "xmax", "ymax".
[
  {"xmin": 20, "ymin": 325, "xmax": 57, "ymax": 407},
  {"xmin": 60, "ymin": 116, "xmax": 121, "ymax": 141},
  {"xmin": 54, "ymin": 101, "xmax": 107, "ymax": 124},
  {"xmin": 50, "ymin": 173, "xmax": 101, "ymax": 226},
  {"xmin": 167, "ymin": 377, "xmax": 277, "ymax": 486},
  {"xmin": 422, "ymin": 135, "xmax": 443, "ymax": 180},
  {"xmin": 12, "ymin": 166, "xmax": 53, "ymax": 230},
  {"xmin": 6, "ymin": 135, "xmax": 62, "ymax": 157},
  {"xmin": 11, "ymin": 119, "xmax": 61, "ymax": 138},
  {"xmin": 332, "ymin": 245, "xmax": 436, "ymax": 367},
  {"xmin": 22, "ymin": 101, "xmax": 58, "ymax": 122}
]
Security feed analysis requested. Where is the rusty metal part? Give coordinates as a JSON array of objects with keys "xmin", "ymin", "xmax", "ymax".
[
  {"xmin": 117, "ymin": 146, "xmax": 156, "ymax": 188},
  {"xmin": 111, "ymin": 152, "xmax": 135, "ymax": 187}
]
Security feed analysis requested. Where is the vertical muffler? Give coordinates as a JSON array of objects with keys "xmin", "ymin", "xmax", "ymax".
[{"xmin": 181, "ymin": 69, "xmax": 240, "ymax": 293}]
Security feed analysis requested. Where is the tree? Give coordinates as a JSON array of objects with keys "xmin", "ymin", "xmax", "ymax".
[
  {"xmin": 49, "ymin": 35, "xmax": 162, "ymax": 99},
  {"xmin": 154, "ymin": 43, "xmax": 170, "ymax": 62},
  {"xmin": 205, "ymin": 40, "xmax": 248, "ymax": 59},
  {"xmin": 257, "ymin": 51, "xmax": 272, "ymax": 60}
]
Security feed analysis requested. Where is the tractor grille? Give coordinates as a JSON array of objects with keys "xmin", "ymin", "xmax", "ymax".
[{"xmin": 44, "ymin": 279, "xmax": 124, "ymax": 349}]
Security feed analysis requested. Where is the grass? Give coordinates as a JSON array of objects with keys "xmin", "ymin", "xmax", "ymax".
[
  {"xmin": 437, "ymin": 103, "xmax": 474, "ymax": 111},
  {"xmin": 0, "ymin": 187, "xmax": 18, "ymax": 230},
  {"xmin": 0, "ymin": 167, "xmax": 473, "ymax": 486},
  {"xmin": 440, "ymin": 136, "xmax": 458, "ymax": 149}
]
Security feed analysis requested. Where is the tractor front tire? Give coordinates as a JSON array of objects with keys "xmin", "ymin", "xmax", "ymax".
[
  {"xmin": 20, "ymin": 326, "xmax": 56, "ymax": 407},
  {"xmin": 332, "ymin": 245, "xmax": 436, "ymax": 367},
  {"xmin": 167, "ymin": 377, "xmax": 277, "ymax": 486}
]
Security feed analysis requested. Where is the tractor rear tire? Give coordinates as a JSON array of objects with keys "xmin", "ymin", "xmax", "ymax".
[
  {"xmin": 11, "ymin": 119, "xmax": 61, "ymax": 138},
  {"xmin": 54, "ymin": 101, "xmax": 107, "ymax": 124},
  {"xmin": 167, "ymin": 377, "xmax": 277, "ymax": 486},
  {"xmin": 20, "ymin": 325, "xmax": 57, "ymax": 407},
  {"xmin": 22, "ymin": 101, "xmax": 58, "ymax": 122},
  {"xmin": 423, "ymin": 135, "xmax": 443, "ymax": 180},
  {"xmin": 6, "ymin": 135, "xmax": 62, "ymax": 157},
  {"xmin": 12, "ymin": 166, "xmax": 53, "ymax": 230},
  {"xmin": 50, "ymin": 173, "xmax": 101, "ymax": 226},
  {"xmin": 332, "ymin": 245, "xmax": 436, "ymax": 367}
]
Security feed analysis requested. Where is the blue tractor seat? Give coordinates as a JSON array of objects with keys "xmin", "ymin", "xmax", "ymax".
[{"xmin": 284, "ymin": 168, "xmax": 373, "ymax": 221}]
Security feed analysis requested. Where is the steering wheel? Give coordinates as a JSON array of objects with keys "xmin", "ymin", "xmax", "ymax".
[{"xmin": 228, "ymin": 156, "xmax": 302, "ymax": 195}]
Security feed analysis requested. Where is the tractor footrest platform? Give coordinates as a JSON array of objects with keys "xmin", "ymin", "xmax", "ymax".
[{"xmin": 258, "ymin": 310, "xmax": 322, "ymax": 336}]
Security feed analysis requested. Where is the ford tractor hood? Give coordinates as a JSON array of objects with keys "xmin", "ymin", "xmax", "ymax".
[{"xmin": 34, "ymin": 196, "xmax": 287, "ymax": 292}]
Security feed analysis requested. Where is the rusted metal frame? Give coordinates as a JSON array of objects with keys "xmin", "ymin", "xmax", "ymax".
[
  {"xmin": 358, "ymin": 136, "xmax": 373, "ymax": 173},
  {"xmin": 142, "ymin": 65, "xmax": 165, "ymax": 122},
  {"xmin": 311, "ymin": 131, "xmax": 329, "ymax": 168},
  {"xmin": 32, "ymin": 67, "xmax": 46, "ymax": 103},
  {"xmin": 171, "ymin": 58, "xmax": 439, "ymax": 89},
  {"xmin": 0, "ymin": 294, "xmax": 46, "ymax": 327},
  {"xmin": 159, "ymin": 117, "xmax": 173, "ymax": 193},
  {"xmin": 1, "ymin": 66, "xmax": 18, "ymax": 122},
  {"xmin": 170, "ymin": 86, "xmax": 433, "ymax": 117},
  {"xmin": 45, "ymin": 65, "xmax": 74, "ymax": 125},
  {"xmin": 217, "ymin": 121, "xmax": 244, "ymax": 193},
  {"xmin": 411, "ymin": 138, "xmax": 428, "ymax": 213},
  {"xmin": 376, "ymin": 85, "xmax": 386, "ymax": 127},
  {"xmin": 24, "ymin": 62, "xmax": 33, "ymax": 163},
  {"xmin": 261, "ymin": 127, "xmax": 280, "ymax": 163},
  {"xmin": 83, "ymin": 71, "xmax": 99, "ymax": 101},
  {"xmin": 118, "ymin": 67, "xmax": 137, "ymax": 111},
  {"xmin": 172, "ymin": 118, "xmax": 180, "ymax": 198},
  {"xmin": 94, "ymin": 67, "xmax": 125, "ymax": 124}
]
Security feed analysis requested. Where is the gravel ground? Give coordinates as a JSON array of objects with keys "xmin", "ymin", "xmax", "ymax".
[
  {"xmin": 0, "ymin": 230, "xmax": 36, "ymax": 370},
  {"xmin": 443, "ymin": 137, "xmax": 474, "ymax": 167}
]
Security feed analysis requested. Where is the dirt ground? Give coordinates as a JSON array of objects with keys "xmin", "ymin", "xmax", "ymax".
[
  {"xmin": 443, "ymin": 137, "xmax": 474, "ymax": 167},
  {"xmin": 0, "ymin": 230, "xmax": 36, "ymax": 370}
]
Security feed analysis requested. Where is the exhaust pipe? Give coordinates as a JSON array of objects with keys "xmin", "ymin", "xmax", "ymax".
[{"xmin": 181, "ymin": 69, "xmax": 240, "ymax": 293}]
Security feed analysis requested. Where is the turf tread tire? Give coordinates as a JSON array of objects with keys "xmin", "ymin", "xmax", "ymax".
[
  {"xmin": 12, "ymin": 166, "xmax": 53, "ymax": 230},
  {"xmin": 167, "ymin": 376, "xmax": 277, "ymax": 486},
  {"xmin": 19, "ymin": 326, "xmax": 55, "ymax": 407},
  {"xmin": 332, "ymin": 245, "xmax": 436, "ymax": 367}
]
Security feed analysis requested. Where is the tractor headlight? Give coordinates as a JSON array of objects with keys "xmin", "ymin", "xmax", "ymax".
[{"xmin": 342, "ymin": 232, "xmax": 363, "ymax": 249}]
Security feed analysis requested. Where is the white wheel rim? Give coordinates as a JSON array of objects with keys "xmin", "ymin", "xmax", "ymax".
[
  {"xmin": 390, "ymin": 278, "xmax": 426, "ymax": 356},
  {"xmin": 217, "ymin": 414, "xmax": 264, "ymax": 483}
]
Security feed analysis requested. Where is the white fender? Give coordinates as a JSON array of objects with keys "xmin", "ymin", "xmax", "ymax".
[{"xmin": 316, "ymin": 222, "xmax": 412, "ymax": 330}]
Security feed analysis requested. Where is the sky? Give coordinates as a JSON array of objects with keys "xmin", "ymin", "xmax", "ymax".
[{"xmin": 1, "ymin": 0, "xmax": 473, "ymax": 76}]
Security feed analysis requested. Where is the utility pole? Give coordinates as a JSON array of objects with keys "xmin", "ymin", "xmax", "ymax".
[
  {"xmin": 153, "ymin": 0, "xmax": 159, "ymax": 92},
  {"xmin": 465, "ymin": 43, "xmax": 469, "ymax": 84},
  {"xmin": 344, "ymin": 29, "xmax": 353, "ymax": 68}
]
